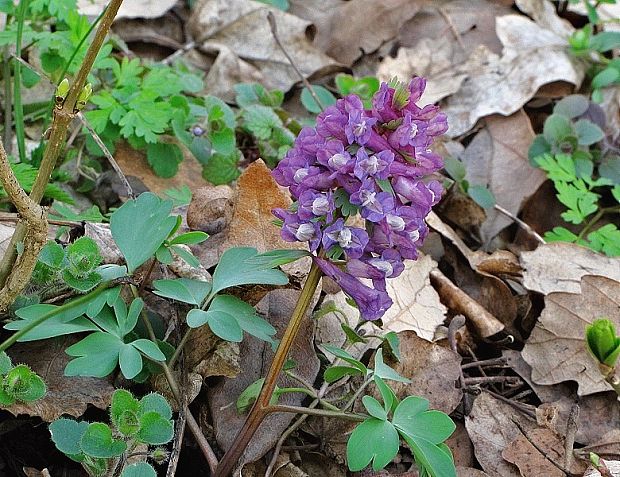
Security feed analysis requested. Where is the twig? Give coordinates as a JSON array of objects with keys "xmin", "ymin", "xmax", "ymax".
[
  {"xmin": 448, "ymin": 315, "xmax": 472, "ymax": 413},
  {"xmin": 166, "ymin": 405, "xmax": 186, "ymax": 477},
  {"xmin": 493, "ymin": 203, "xmax": 545, "ymax": 244},
  {"xmin": 430, "ymin": 268, "xmax": 506, "ymax": 339},
  {"xmin": 564, "ymin": 403, "xmax": 579, "ymax": 472},
  {"xmin": 0, "ymin": 211, "xmax": 80, "ymax": 227},
  {"xmin": 486, "ymin": 390, "xmax": 536, "ymax": 418},
  {"xmin": 461, "ymin": 357, "xmax": 507, "ymax": 369},
  {"xmin": 267, "ymin": 12, "xmax": 324, "ymax": 111},
  {"xmin": 161, "ymin": 41, "xmax": 197, "ymax": 65},
  {"xmin": 266, "ymin": 405, "xmax": 366, "ymax": 422},
  {"xmin": 463, "ymin": 376, "xmax": 521, "ymax": 385}
]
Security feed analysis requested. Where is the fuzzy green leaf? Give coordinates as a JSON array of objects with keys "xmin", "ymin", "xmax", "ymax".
[{"xmin": 49, "ymin": 419, "xmax": 89, "ymax": 456}]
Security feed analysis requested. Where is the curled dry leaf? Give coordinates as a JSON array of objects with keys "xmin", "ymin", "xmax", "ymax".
[
  {"xmin": 373, "ymin": 331, "xmax": 462, "ymax": 414},
  {"xmin": 187, "ymin": 185, "xmax": 235, "ymax": 236},
  {"xmin": 6, "ymin": 337, "xmax": 114, "ymax": 421},
  {"xmin": 460, "ymin": 111, "xmax": 546, "ymax": 242},
  {"xmin": 465, "ymin": 392, "xmax": 535, "ymax": 476},
  {"xmin": 207, "ymin": 288, "xmax": 320, "ymax": 467},
  {"xmin": 442, "ymin": 12, "xmax": 584, "ymax": 137},
  {"xmin": 189, "ymin": 0, "xmax": 340, "ymax": 99},
  {"xmin": 522, "ymin": 275, "xmax": 620, "ymax": 396},
  {"xmin": 381, "ymin": 254, "xmax": 447, "ymax": 341},
  {"xmin": 521, "ymin": 243, "xmax": 620, "ymax": 295}
]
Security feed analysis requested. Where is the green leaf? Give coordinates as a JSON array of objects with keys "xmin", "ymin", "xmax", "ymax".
[
  {"xmin": 237, "ymin": 378, "xmax": 266, "ymax": 413},
  {"xmin": 587, "ymin": 224, "xmax": 620, "ymax": 257},
  {"xmin": 119, "ymin": 344, "xmax": 144, "ymax": 379},
  {"xmin": 209, "ymin": 127, "xmax": 236, "ymax": 156},
  {"xmin": 80, "ymin": 422, "xmax": 127, "ymax": 458},
  {"xmin": 163, "ymin": 185, "xmax": 192, "ymax": 207},
  {"xmin": 152, "ymin": 278, "xmax": 212, "ymax": 305},
  {"xmin": 170, "ymin": 244, "xmax": 201, "ymax": 268},
  {"xmin": 139, "ymin": 392, "xmax": 172, "ymax": 420},
  {"xmin": 592, "ymin": 67, "xmax": 620, "ymax": 89},
  {"xmin": 543, "ymin": 114, "xmax": 574, "ymax": 144},
  {"xmin": 38, "ymin": 241, "xmax": 65, "ymax": 269},
  {"xmin": 400, "ymin": 432, "xmax": 456, "ymax": 477},
  {"xmin": 346, "ymin": 418, "xmax": 399, "ymax": 471},
  {"xmin": 209, "ymin": 294, "xmax": 276, "ymax": 343},
  {"xmin": 110, "ymin": 389, "xmax": 139, "ymax": 430},
  {"xmin": 324, "ymin": 365, "xmax": 364, "ymax": 383},
  {"xmin": 374, "ymin": 349, "xmax": 410, "ymax": 383},
  {"xmin": 600, "ymin": 156, "xmax": 620, "ymax": 184},
  {"xmin": 544, "ymin": 226, "xmax": 579, "ymax": 243},
  {"xmin": 138, "ymin": 411, "xmax": 174, "ymax": 445},
  {"xmin": 7, "ymin": 303, "xmax": 99, "ymax": 341},
  {"xmin": 211, "ymin": 247, "xmax": 288, "ymax": 294},
  {"xmin": 146, "ymin": 142, "xmax": 183, "ymax": 178},
  {"xmin": 242, "ymin": 104, "xmax": 283, "ymax": 140},
  {"xmin": 186, "ymin": 308, "xmax": 243, "ymax": 341},
  {"xmin": 121, "ymin": 462, "xmax": 157, "ymax": 477},
  {"xmin": 203, "ymin": 150, "xmax": 241, "ymax": 185},
  {"xmin": 131, "ymin": 339, "xmax": 166, "ymax": 361},
  {"xmin": 49, "ymin": 419, "xmax": 88, "ymax": 456},
  {"xmin": 528, "ymin": 135, "xmax": 551, "ymax": 164},
  {"xmin": 374, "ymin": 375, "xmax": 398, "ymax": 414},
  {"xmin": 321, "ymin": 344, "xmax": 368, "ymax": 375},
  {"xmin": 301, "ymin": 85, "xmax": 336, "ymax": 114},
  {"xmin": 244, "ymin": 249, "xmax": 311, "ymax": 268},
  {"xmin": 393, "ymin": 401, "xmax": 455, "ymax": 445},
  {"xmin": 383, "ymin": 332, "xmax": 401, "ymax": 361},
  {"xmin": 443, "ymin": 157, "xmax": 466, "ymax": 182},
  {"xmin": 110, "ymin": 192, "xmax": 178, "ymax": 273},
  {"xmin": 255, "ymin": 0, "xmax": 289, "ymax": 10},
  {"xmin": 65, "ymin": 332, "xmax": 123, "ymax": 378},
  {"xmin": 169, "ymin": 231, "xmax": 209, "ymax": 246},
  {"xmin": 362, "ymin": 396, "xmax": 388, "ymax": 420},
  {"xmin": 553, "ymin": 94, "xmax": 589, "ymax": 118},
  {"xmin": 575, "ymin": 119, "xmax": 604, "ymax": 146},
  {"xmin": 0, "ymin": 351, "xmax": 12, "ymax": 374},
  {"xmin": 341, "ymin": 323, "xmax": 366, "ymax": 344},
  {"xmin": 467, "ymin": 185, "xmax": 496, "ymax": 209},
  {"xmin": 590, "ymin": 31, "xmax": 620, "ymax": 52}
]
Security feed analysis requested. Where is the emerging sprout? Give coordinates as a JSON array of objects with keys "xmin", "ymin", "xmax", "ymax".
[{"xmin": 586, "ymin": 318, "xmax": 620, "ymax": 367}]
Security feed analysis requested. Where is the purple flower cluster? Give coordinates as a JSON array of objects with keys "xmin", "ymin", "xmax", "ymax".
[{"xmin": 272, "ymin": 77, "xmax": 447, "ymax": 321}]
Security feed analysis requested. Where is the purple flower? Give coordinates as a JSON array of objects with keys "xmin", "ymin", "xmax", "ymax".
[
  {"xmin": 354, "ymin": 148, "xmax": 393, "ymax": 180},
  {"xmin": 322, "ymin": 218, "xmax": 369, "ymax": 259},
  {"xmin": 272, "ymin": 75, "xmax": 447, "ymax": 321},
  {"xmin": 315, "ymin": 258, "xmax": 393, "ymax": 321}
]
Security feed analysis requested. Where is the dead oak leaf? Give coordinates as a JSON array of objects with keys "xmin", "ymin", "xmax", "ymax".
[
  {"xmin": 381, "ymin": 254, "xmax": 447, "ymax": 342},
  {"xmin": 460, "ymin": 111, "xmax": 546, "ymax": 242},
  {"xmin": 6, "ymin": 337, "xmax": 114, "ymax": 421},
  {"xmin": 522, "ymin": 275, "xmax": 620, "ymax": 396},
  {"xmin": 521, "ymin": 242, "xmax": 620, "ymax": 295},
  {"xmin": 77, "ymin": 0, "xmax": 177, "ymax": 19}
]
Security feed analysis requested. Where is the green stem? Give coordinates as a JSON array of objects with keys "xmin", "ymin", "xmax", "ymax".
[
  {"xmin": 343, "ymin": 375, "xmax": 374, "ymax": 411},
  {"xmin": 265, "ymin": 404, "xmax": 366, "ymax": 422},
  {"xmin": 13, "ymin": 0, "xmax": 28, "ymax": 163},
  {"xmin": 0, "ymin": 283, "xmax": 108, "ymax": 353},
  {"xmin": 214, "ymin": 261, "xmax": 322, "ymax": 477},
  {"xmin": 577, "ymin": 205, "xmax": 620, "ymax": 241},
  {"xmin": 3, "ymin": 43, "xmax": 13, "ymax": 154}
]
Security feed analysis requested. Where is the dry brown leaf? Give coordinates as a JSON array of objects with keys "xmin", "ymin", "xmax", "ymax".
[
  {"xmin": 465, "ymin": 392, "xmax": 535, "ymax": 476},
  {"xmin": 375, "ymin": 331, "xmax": 462, "ymax": 414},
  {"xmin": 114, "ymin": 141, "xmax": 206, "ymax": 195},
  {"xmin": 223, "ymin": 159, "xmax": 310, "ymax": 278},
  {"xmin": 522, "ymin": 275, "xmax": 620, "ymax": 396},
  {"xmin": 455, "ymin": 468, "xmax": 489, "ymax": 477},
  {"xmin": 208, "ymin": 289, "xmax": 320, "ymax": 466},
  {"xmin": 460, "ymin": 111, "xmax": 546, "ymax": 242},
  {"xmin": 446, "ymin": 422, "xmax": 476, "ymax": 468},
  {"xmin": 502, "ymin": 427, "xmax": 587, "ymax": 477},
  {"xmin": 381, "ymin": 254, "xmax": 447, "ymax": 341},
  {"xmin": 187, "ymin": 185, "xmax": 235, "ymax": 235},
  {"xmin": 577, "ymin": 430, "xmax": 620, "ymax": 462},
  {"xmin": 442, "ymin": 12, "xmax": 584, "ymax": 137},
  {"xmin": 521, "ymin": 243, "xmax": 620, "ymax": 295},
  {"xmin": 189, "ymin": 0, "xmax": 340, "ymax": 99},
  {"xmin": 290, "ymin": 0, "xmax": 422, "ymax": 65},
  {"xmin": 584, "ymin": 459, "xmax": 620, "ymax": 477},
  {"xmin": 6, "ymin": 337, "xmax": 114, "ymax": 421},
  {"xmin": 77, "ymin": 0, "xmax": 177, "ymax": 19}
]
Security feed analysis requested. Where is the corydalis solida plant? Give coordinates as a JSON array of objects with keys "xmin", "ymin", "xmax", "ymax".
[
  {"xmin": 215, "ymin": 77, "xmax": 448, "ymax": 476},
  {"xmin": 273, "ymin": 76, "xmax": 447, "ymax": 320}
]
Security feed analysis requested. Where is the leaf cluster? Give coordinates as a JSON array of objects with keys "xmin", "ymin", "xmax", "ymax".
[
  {"xmin": 443, "ymin": 156, "xmax": 497, "ymax": 209},
  {"xmin": 49, "ymin": 389, "xmax": 173, "ymax": 477}
]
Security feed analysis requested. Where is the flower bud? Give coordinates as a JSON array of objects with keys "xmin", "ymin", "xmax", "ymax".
[{"xmin": 586, "ymin": 318, "xmax": 620, "ymax": 367}]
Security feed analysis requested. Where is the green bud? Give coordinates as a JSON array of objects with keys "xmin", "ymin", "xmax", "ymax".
[
  {"xmin": 151, "ymin": 447, "xmax": 170, "ymax": 464},
  {"xmin": 586, "ymin": 318, "xmax": 620, "ymax": 367},
  {"xmin": 388, "ymin": 77, "xmax": 410, "ymax": 110},
  {"xmin": 590, "ymin": 452, "xmax": 600, "ymax": 467},
  {"xmin": 569, "ymin": 28, "xmax": 590, "ymax": 51},
  {"xmin": 55, "ymin": 78, "xmax": 70, "ymax": 100},
  {"xmin": 76, "ymin": 83, "xmax": 92, "ymax": 110}
]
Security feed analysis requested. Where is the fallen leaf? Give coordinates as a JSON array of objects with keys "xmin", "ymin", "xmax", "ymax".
[
  {"xmin": 465, "ymin": 392, "xmax": 535, "ymax": 476},
  {"xmin": 504, "ymin": 349, "xmax": 620, "ymax": 446},
  {"xmin": 502, "ymin": 427, "xmax": 586, "ymax": 477},
  {"xmin": 77, "ymin": 0, "xmax": 177, "ymax": 19},
  {"xmin": 187, "ymin": 186, "xmax": 235, "ymax": 236},
  {"xmin": 460, "ymin": 111, "xmax": 546, "ymax": 242},
  {"xmin": 381, "ymin": 254, "xmax": 447, "ymax": 341},
  {"xmin": 521, "ymin": 243, "xmax": 620, "ymax": 295},
  {"xmin": 584, "ymin": 459, "xmax": 620, "ymax": 477},
  {"xmin": 223, "ymin": 159, "xmax": 310, "ymax": 278},
  {"xmin": 6, "ymin": 337, "xmax": 114, "ymax": 421},
  {"xmin": 446, "ymin": 422, "xmax": 476, "ymax": 468},
  {"xmin": 375, "ymin": 331, "xmax": 462, "ymax": 414},
  {"xmin": 114, "ymin": 141, "xmax": 207, "ymax": 195},
  {"xmin": 207, "ymin": 288, "xmax": 320, "ymax": 466},
  {"xmin": 455, "ymin": 468, "xmax": 489, "ymax": 477},
  {"xmin": 442, "ymin": 12, "xmax": 584, "ymax": 137},
  {"xmin": 522, "ymin": 275, "xmax": 620, "ymax": 396},
  {"xmin": 189, "ymin": 0, "xmax": 340, "ymax": 99},
  {"xmin": 185, "ymin": 325, "xmax": 241, "ymax": 379},
  {"xmin": 577, "ymin": 430, "xmax": 620, "ymax": 462}
]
